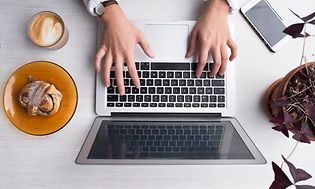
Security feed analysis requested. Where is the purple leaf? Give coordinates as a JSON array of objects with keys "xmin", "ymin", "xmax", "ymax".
[
  {"xmin": 309, "ymin": 19, "xmax": 315, "ymax": 25},
  {"xmin": 295, "ymin": 185, "xmax": 315, "ymax": 189},
  {"xmin": 270, "ymin": 162, "xmax": 293, "ymax": 189},
  {"xmin": 270, "ymin": 97, "xmax": 289, "ymax": 108},
  {"xmin": 283, "ymin": 23, "xmax": 305, "ymax": 38},
  {"xmin": 301, "ymin": 122, "xmax": 314, "ymax": 138},
  {"xmin": 289, "ymin": 9, "xmax": 302, "ymax": 20},
  {"xmin": 293, "ymin": 33, "xmax": 311, "ymax": 38},
  {"xmin": 270, "ymin": 110, "xmax": 284, "ymax": 125},
  {"xmin": 292, "ymin": 132, "xmax": 311, "ymax": 144},
  {"xmin": 302, "ymin": 12, "xmax": 315, "ymax": 22},
  {"xmin": 284, "ymin": 110, "xmax": 295, "ymax": 124},
  {"xmin": 303, "ymin": 103, "xmax": 315, "ymax": 123},
  {"xmin": 272, "ymin": 125, "xmax": 289, "ymax": 138},
  {"xmin": 282, "ymin": 155, "xmax": 312, "ymax": 183}
]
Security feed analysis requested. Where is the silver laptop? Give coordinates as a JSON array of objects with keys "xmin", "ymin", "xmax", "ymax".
[{"xmin": 76, "ymin": 21, "xmax": 266, "ymax": 165}]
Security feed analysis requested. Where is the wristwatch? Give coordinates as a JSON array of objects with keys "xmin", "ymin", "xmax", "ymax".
[{"xmin": 94, "ymin": 0, "xmax": 119, "ymax": 16}]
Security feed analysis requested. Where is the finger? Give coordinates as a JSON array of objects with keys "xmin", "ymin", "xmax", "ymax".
[
  {"xmin": 209, "ymin": 47, "xmax": 222, "ymax": 77},
  {"xmin": 95, "ymin": 45, "xmax": 106, "ymax": 72},
  {"xmin": 227, "ymin": 37, "xmax": 237, "ymax": 61},
  {"xmin": 138, "ymin": 33, "xmax": 155, "ymax": 58},
  {"xmin": 114, "ymin": 55, "xmax": 125, "ymax": 96},
  {"xmin": 119, "ymin": 143, "xmax": 126, "ymax": 159},
  {"xmin": 186, "ymin": 30, "xmax": 197, "ymax": 58},
  {"xmin": 196, "ymin": 42, "xmax": 209, "ymax": 77},
  {"xmin": 103, "ymin": 51, "xmax": 113, "ymax": 87},
  {"xmin": 125, "ymin": 52, "xmax": 140, "ymax": 88},
  {"xmin": 218, "ymin": 45, "xmax": 228, "ymax": 76}
]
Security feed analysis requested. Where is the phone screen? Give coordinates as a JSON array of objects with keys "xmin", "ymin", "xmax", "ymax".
[{"xmin": 244, "ymin": 0, "xmax": 287, "ymax": 46}]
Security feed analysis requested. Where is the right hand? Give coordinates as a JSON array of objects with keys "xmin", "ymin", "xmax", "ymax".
[{"xmin": 95, "ymin": 5, "xmax": 155, "ymax": 96}]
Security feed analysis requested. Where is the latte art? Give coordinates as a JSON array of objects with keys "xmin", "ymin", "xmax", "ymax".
[{"xmin": 28, "ymin": 11, "xmax": 68, "ymax": 49}]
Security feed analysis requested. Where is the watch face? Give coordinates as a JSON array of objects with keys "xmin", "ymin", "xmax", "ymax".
[{"xmin": 94, "ymin": 3, "xmax": 104, "ymax": 16}]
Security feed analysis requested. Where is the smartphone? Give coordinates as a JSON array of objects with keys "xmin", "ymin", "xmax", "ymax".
[{"xmin": 240, "ymin": 0, "xmax": 291, "ymax": 52}]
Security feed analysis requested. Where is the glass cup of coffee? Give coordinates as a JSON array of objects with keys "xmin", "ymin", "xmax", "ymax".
[{"xmin": 28, "ymin": 11, "xmax": 69, "ymax": 50}]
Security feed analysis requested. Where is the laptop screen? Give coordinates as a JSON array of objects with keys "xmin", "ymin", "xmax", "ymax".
[{"xmin": 87, "ymin": 121, "xmax": 254, "ymax": 160}]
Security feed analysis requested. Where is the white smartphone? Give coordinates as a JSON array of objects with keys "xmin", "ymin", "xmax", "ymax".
[{"xmin": 240, "ymin": 0, "xmax": 291, "ymax": 52}]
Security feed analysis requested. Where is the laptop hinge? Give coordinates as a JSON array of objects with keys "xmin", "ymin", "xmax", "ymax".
[{"xmin": 111, "ymin": 112, "xmax": 221, "ymax": 118}]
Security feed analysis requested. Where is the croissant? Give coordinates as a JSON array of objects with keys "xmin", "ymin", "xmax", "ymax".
[{"xmin": 18, "ymin": 76, "xmax": 62, "ymax": 116}]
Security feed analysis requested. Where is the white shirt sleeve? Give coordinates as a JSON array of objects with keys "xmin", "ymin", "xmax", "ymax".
[
  {"xmin": 204, "ymin": 0, "xmax": 239, "ymax": 14},
  {"xmin": 83, "ymin": 0, "xmax": 120, "ymax": 16}
]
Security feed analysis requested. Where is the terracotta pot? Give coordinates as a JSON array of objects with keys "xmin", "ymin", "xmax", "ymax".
[{"xmin": 264, "ymin": 62, "xmax": 315, "ymax": 140}]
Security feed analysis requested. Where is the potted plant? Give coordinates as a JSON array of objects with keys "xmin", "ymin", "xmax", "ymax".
[{"xmin": 264, "ymin": 10, "xmax": 315, "ymax": 188}]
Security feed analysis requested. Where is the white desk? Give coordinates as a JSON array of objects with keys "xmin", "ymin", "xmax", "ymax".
[{"xmin": 1, "ymin": 0, "xmax": 315, "ymax": 188}]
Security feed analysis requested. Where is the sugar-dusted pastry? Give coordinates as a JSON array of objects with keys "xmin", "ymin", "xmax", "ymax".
[{"xmin": 18, "ymin": 76, "xmax": 62, "ymax": 116}]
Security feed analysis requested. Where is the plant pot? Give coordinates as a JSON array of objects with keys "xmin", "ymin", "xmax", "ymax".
[{"xmin": 264, "ymin": 62, "xmax": 315, "ymax": 141}]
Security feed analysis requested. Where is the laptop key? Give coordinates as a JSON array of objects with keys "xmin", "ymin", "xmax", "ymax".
[
  {"xmin": 141, "ymin": 62, "xmax": 150, "ymax": 70},
  {"xmin": 124, "ymin": 79, "xmax": 129, "ymax": 86},
  {"xmin": 209, "ymin": 103, "xmax": 216, "ymax": 107},
  {"xmin": 218, "ymin": 103, "xmax": 225, "ymax": 108},
  {"xmin": 157, "ymin": 87, "xmax": 164, "ymax": 94},
  {"xmin": 210, "ymin": 96, "xmax": 217, "ymax": 102},
  {"xmin": 175, "ymin": 103, "xmax": 183, "ymax": 107},
  {"xmin": 128, "ymin": 95, "xmax": 135, "ymax": 102},
  {"xmin": 193, "ymin": 103, "xmax": 200, "ymax": 107},
  {"xmin": 175, "ymin": 72, "xmax": 182, "ymax": 78},
  {"xmin": 107, "ymin": 87, "xmax": 115, "ymax": 94},
  {"xmin": 135, "ymin": 62, "xmax": 140, "ymax": 70},
  {"xmin": 140, "ymin": 87, "xmax": 147, "ymax": 94},
  {"xmin": 161, "ymin": 95, "xmax": 168, "ymax": 102},
  {"xmin": 116, "ymin": 103, "xmax": 123, "ymax": 107},
  {"xmin": 159, "ymin": 72, "xmax": 166, "ymax": 78},
  {"xmin": 144, "ymin": 95, "xmax": 151, "ymax": 102},
  {"xmin": 197, "ymin": 87, "xmax": 204, "ymax": 94},
  {"xmin": 167, "ymin": 72, "xmax": 174, "ymax": 78},
  {"xmin": 158, "ymin": 103, "xmax": 166, "ymax": 107},
  {"xmin": 195, "ymin": 80, "xmax": 202, "ymax": 86},
  {"xmin": 218, "ymin": 96, "xmax": 225, "ymax": 102},
  {"xmin": 193, "ymin": 95, "xmax": 201, "ymax": 102},
  {"xmin": 179, "ymin": 80, "xmax": 186, "ymax": 86},
  {"xmin": 202, "ymin": 95, "xmax": 208, "ymax": 102},
  {"xmin": 200, "ymin": 72, "xmax": 206, "ymax": 78},
  {"xmin": 189, "ymin": 88, "xmax": 196, "ymax": 94},
  {"xmin": 201, "ymin": 103, "xmax": 208, "ymax": 108},
  {"xmin": 163, "ymin": 79, "xmax": 170, "ymax": 86},
  {"xmin": 184, "ymin": 103, "xmax": 191, "ymax": 107},
  {"xmin": 141, "ymin": 103, "xmax": 149, "ymax": 107},
  {"xmin": 212, "ymin": 80, "xmax": 225, "ymax": 86},
  {"xmin": 171, "ymin": 80, "xmax": 178, "ymax": 86},
  {"xmin": 151, "ymin": 71, "xmax": 158, "ymax": 78},
  {"xmin": 150, "ymin": 103, "xmax": 157, "ymax": 107},
  {"xmin": 214, "ymin": 88, "xmax": 225, "ymax": 94},
  {"xmin": 187, "ymin": 80, "xmax": 194, "ymax": 86},
  {"xmin": 177, "ymin": 95, "xmax": 184, "ymax": 102},
  {"xmin": 136, "ymin": 95, "xmax": 143, "ymax": 102},
  {"xmin": 147, "ymin": 79, "xmax": 154, "ymax": 86},
  {"xmin": 140, "ymin": 79, "xmax": 145, "ymax": 86},
  {"xmin": 153, "ymin": 95, "xmax": 160, "ymax": 102},
  {"xmin": 183, "ymin": 72, "xmax": 190, "ymax": 78},
  {"xmin": 181, "ymin": 87, "xmax": 188, "ymax": 94},
  {"xmin": 120, "ymin": 95, "xmax": 127, "ymax": 102},
  {"xmin": 107, "ymin": 103, "xmax": 115, "ymax": 107},
  {"xmin": 137, "ymin": 71, "xmax": 142, "ymax": 78},
  {"xmin": 169, "ymin": 95, "xmax": 176, "ymax": 102},
  {"xmin": 124, "ymin": 103, "xmax": 131, "ymax": 107},
  {"xmin": 167, "ymin": 103, "xmax": 175, "ymax": 107},
  {"xmin": 107, "ymin": 95, "xmax": 118, "ymax": 102},
  {"xmin": 165, "ymin": 87, "xmax": 172, "ymax": 94},
  {"xmin": 173, "ymin": 87, "xmax": 180, "ymax": 94},
  {"xmin": 155, "ymin": 79, "xmax": 162, "ymax": 86},
  {"xmin": 149, "ymin": 87, "xmax": 155, "ymax": 94},
  {"xmin": 204, "ymin": 80, "xmax": 211, "ymax": 86},
  {"xmin": 125, "ymin": 87, "xmax": 131, "ymax": 94},
  {"xmin": 206, "ymin": 88, "xmax": 213, "ymax": 94},
  {"xmin": 185, "ymin": 95, "xmax": 192, "ymax": 102}
]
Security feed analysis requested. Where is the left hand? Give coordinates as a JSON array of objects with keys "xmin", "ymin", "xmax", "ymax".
[{"xmin": 186, "ymin": 0, "xmax": 237, "ymax": 77}]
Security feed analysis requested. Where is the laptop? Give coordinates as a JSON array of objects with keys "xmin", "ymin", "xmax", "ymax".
[{"xmin": 76, "ymin": 20, "xmax": 266, "ymax": 165}]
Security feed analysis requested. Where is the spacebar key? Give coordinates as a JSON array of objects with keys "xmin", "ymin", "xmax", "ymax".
[{"xmin": 151, "ymin": 63, "xmax": 190, "ymax": 70}]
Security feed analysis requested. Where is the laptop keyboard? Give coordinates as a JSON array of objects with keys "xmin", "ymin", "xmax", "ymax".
[
  {"xmin": 108, "ymin": 123, "xmax": 224, "ymax": 154},
  {"xmin": 106, "ymin": 62, "xmax": 226, "ymax": 108}
]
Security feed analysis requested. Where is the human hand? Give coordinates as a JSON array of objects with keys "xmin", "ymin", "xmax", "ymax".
[
  {"xmin": 186, "ymin": 0, "xmax": 237, "ymax": 77},
  {"xmin": 95, "ymin": 5, "xmax": 155, "ymax": 95}
]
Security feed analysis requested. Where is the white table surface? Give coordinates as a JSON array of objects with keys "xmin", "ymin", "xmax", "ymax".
[{"xmin": 1, "ymin": 0, "xmax": 315, "ymax": 188}]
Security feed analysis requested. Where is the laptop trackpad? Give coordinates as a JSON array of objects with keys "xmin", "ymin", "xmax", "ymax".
[{"xmin": 144, "ymin": 24, "xmax": 189, "ymax": 58}]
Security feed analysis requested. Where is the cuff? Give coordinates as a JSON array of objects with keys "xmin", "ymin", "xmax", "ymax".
[
  {"xmin": 204, "ymin": 0, "xmax": 239, "ymax": 14},
  {"xmin": 83, "ymin": 0, "xmax": 120, "ymax": 16}
]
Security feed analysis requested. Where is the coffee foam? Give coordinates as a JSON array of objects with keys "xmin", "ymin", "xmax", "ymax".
[{"xmin": 29, "ymin": 13, "xmax": 63, "ymax": 46}]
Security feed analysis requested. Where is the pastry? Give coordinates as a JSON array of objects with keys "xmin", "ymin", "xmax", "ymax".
[{"xmin": 18, "ymin": 76, "xmax": 62, "ymax": 116}]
